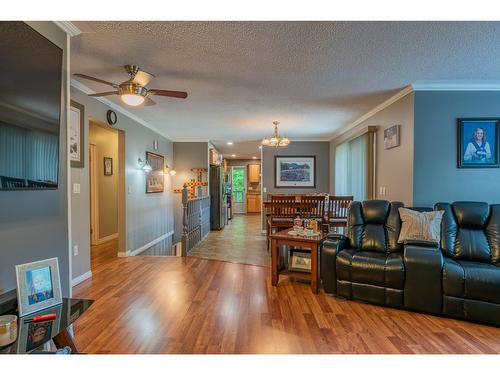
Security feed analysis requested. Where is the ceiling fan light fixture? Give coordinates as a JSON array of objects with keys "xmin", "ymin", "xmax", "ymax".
[{"xmin": 121, "ymin": 93, "xmax": 145, "ymax": 106}]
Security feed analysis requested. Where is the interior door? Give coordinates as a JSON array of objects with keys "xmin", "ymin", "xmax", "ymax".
[{"xmin": 231, "ymin": 166, "xmax": 246, "ymax": 214}]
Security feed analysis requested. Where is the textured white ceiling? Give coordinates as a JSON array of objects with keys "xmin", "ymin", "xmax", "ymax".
[{"xmin": 71, "ymin": 21, "xmax": 500, "ymax": 142}]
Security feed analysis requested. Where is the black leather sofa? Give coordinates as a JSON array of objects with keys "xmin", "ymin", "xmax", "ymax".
[{"xmin": 321, "ymin": 200, "xmax": 500, "ymax": 327}]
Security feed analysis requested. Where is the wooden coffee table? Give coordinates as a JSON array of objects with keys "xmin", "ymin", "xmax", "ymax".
[{"xmin": 270, "ymin": 228, "xmax": 326, "ymax": 294}]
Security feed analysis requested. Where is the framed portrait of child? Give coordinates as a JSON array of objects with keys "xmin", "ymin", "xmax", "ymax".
[{"xmin": 15, "ymin": 257, "xmax": 63, "ymax": 316}]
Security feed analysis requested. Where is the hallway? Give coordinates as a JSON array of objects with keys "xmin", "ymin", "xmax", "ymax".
[{"xmin": 188, "ymin": 214, "xmax": 270, "ymax": 267}]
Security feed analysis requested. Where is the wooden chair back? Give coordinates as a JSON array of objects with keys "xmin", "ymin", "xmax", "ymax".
[
  {"xmin": 300, "ymin": 196, "xmax": 326, "ymax": 220},
  {"xmin": 327, "ymin": 196, "xmax": 353, "ymax": 224}
]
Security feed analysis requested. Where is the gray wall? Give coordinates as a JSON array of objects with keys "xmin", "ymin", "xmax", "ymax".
[
  {"xmin": 0, "ymin": 22, "xmax": 70, "ymax": 295},
  {"xmin": 330, "ymin": 92, "xmax": 415, "ymax": 205},
  {"xmin": 172, "ymin": 142, "xmax": 209, "ymax": 243},
  {"xmin": 70, "ymin": 88, "xmax": 174, "ymax": 280},
  {"xmin": 413, "ymin": 90, "xmax": 500, "ymax": 206},
  {"xmin": 262, "ymin": 141, "xmax": 330, "ymax": 197}
]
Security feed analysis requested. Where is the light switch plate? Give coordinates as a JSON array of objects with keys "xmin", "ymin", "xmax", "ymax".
[
  {"xmin": 73, "ymin": 245, "xmax": 79, "ymax": 256},
  {"xmin": 73, "ymin": 183, "xmax": 80, "ymax": 194}
]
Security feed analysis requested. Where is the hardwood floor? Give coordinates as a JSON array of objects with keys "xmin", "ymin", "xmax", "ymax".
[
  {"xmin": 73, "ymin": 255, "xmax": 500, "ymax": 354},
  {"xmin": 91, "ymin": 238, "xmax": 118, "ymax": 270},
  {"xmin": 188, "ymin": 214, "xmax": 270, "ymax": 267}
]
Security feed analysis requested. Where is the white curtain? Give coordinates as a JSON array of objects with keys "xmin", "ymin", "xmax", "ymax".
[
  {"xmin": 334, "ymin": 133, "xmax": 368, "ymax": 201},
  {"xmin": 335, "ymin": 142, "xmax": 349, "ymax": 195}
]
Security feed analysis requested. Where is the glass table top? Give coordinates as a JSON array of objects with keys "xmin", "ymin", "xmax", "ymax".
[{"xmin": 0, "ymin": 297, "xmax": 93, "ymax": 354}]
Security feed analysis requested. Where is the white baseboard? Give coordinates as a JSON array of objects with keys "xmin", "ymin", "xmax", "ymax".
[
  {"xmin": 123, "ymin": 231, "xmax": 175, "ymax": 257},
  {"xmin": 71, "ymin": 271, "xmax": 92, "ymax": 287},
  {"xmin": 94, "ymin": 233, "xmax": 118, "ymax": 245}
]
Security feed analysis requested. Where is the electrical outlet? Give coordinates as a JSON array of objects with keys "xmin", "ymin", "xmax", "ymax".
[
  {"xmin": 73, "ymin": 245, "xmax": 79, "ymax": 256},
  {"xmin": 128, "ymin": 186, "xmax": 132, "ymax": 194},
  {"xmin": 263, "ymin": 187, "xmax": 267, "ymax": 193},
  {"xmin": 73, "ymin": 183, "xmax": 80, "ymax": 194}
]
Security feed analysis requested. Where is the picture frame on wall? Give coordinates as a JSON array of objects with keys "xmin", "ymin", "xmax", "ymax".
[
  {"xmin": 383, "ymin": 125, "xmax": 400, "ymax": 149},
  {"xmin": 69, "ymin": 100, "xmax": 85, "ymax": 168},
  {"xmin": 104, "ymin": 157, "xmax": 113, "ymax": 176},
  {"xmin": 457, "ymin": 118, "xmax": 499, "ymax": 168},
  {"xmin": 146, "ymin": 151, "xmax": 165, "ymax": 193},
  {"xmin": 275, "ymin": 156, "xmax": 316, "ymax": 188},
  {"xmin": 15, "ymin": 257, "xmax": 63, "ymax": 317}
]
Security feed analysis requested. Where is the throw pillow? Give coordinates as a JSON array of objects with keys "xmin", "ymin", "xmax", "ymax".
[{"xmin": 398, "ymin": 208, "xmax": 444, "ymax": 244}]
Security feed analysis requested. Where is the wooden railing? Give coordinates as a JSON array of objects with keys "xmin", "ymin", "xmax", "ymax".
[{"xmin": 181, "ymin": 184, "xmax": 210, "ymax": 256}]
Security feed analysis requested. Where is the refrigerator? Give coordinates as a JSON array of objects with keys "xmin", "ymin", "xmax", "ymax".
[{"xmin": 210, "ymin": 165, "xmax": 226, "ymax": 230}]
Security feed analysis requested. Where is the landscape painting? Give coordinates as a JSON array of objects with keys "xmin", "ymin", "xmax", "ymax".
[{"xmin": 275, "ymin": 156, "xmax": 315, "ymax": 188}]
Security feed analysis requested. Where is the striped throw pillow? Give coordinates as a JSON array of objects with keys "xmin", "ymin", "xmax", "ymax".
[{"xmin": 398, "ymin": 208, "xmax": 444, "ymax": 244}]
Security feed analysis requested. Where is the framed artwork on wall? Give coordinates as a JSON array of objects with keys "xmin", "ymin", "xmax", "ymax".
[
  {"xmin": 69, "ymin": 100, "xmax": 85, "ymax": 168},
  {"xmin": 383, "ymin": 125, "xmax": 400, "ymax": 149},
  {"xmin": 146, "ymin": 151, "xmax": 165, "ymax": 193},
  {"xmin": 275, "ymin": 156, "xmax": 316, "ymax": 188},
  {"xmin": 457, "ymin": 118, "xmax": 499, "ymax": 168},
  {"xmin": 104, "ymin": 157, "xmax": 113, "ymax": 176},
  {"xmin": 15, "ymin": 257, "xmax": 63, "ymax": 317}
]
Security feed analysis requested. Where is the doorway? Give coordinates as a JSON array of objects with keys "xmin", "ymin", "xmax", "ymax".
[
  {"xmin": 231, "ymin": 166, "xmax": 246, "ymax": 214},
  {"xmin": 89, "ymin": 121, "xmax": 125, "ymax": 269}
]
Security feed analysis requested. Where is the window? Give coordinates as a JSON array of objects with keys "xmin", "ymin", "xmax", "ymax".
[
  {"xmin": 231, "ymin": 168, "xmax": 245, "ymax": 203},
  {"xmin": 334, "ymin": 131, "xmax": 374, "ymax": 201}
]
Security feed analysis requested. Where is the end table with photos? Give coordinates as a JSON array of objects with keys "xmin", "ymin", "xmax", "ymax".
[{"xmin": 269, "ymin": 228, "xmax": 327, "ymax": 294}]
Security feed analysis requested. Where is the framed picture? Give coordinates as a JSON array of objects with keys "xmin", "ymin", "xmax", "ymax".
[
  {"xmin": 146, "ymin": 151, "xmax": 165, "ymax": 193},
  {"xmin": 69, "ymin": 100, "xmax": 85, "ymax": 168},
  {"xmin": 457, "ymin": 118, "xmax": 499, "ymax": 168},
  {"xmin": 288, "ymin": 249, "xmax": 312, "ymax": 273},
  {"xmin": 384, "ymin": 125, "xmax": 400, "ymax": 149},
  {"xmin": 275, "ymin": 156, "xmax": 316, "ymax": 188},
  {"xmin": 15, "ymin": 258, "xmax": 63, "ymax": 317},
  {"xmin": 104, "ymin": 157, "xmax": 113, "ymax": 176}
]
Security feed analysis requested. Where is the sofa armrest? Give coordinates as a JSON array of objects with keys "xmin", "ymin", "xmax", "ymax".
[
  {"xmin": 403, "ymin": 244, "xmax": 443, "ymax": 314},
  {"xmin": 320, "ymin": 235, "xmax": 349, "ymax": 294},
  {"xmin": 404, "ymin": 239, "xmax": 439, "ymax": 247}
]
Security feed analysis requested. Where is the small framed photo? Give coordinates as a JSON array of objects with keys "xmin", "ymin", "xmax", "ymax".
[
  {"xmin": 384, "ymin": 125, "xmax": 400, "ymax": 149},
  {"xmin": 146, "ymin": 151, "xmax": 165, "ymax": 193},
  {"xmin": 69, "ymin": 100, "xmax": 85, "ymax": 168},
  {"xmin": 104, "ymin": 157, "xmax": 113, "ymax": 176},
  {"xmin": 15, "ymin": 258, "xmax": 63, "ymax": 317},
  {"xmin": 288, "ymin": 249, "xmax": 312, "ymax": 273},
  {"xmin": 457, "ymin": 118, "xmax": 499, "ymax": 168}
]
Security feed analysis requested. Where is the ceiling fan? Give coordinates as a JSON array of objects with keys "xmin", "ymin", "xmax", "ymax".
[{"xmin": 74, "ymin": 64, "xmax": 188, "ymax": 106}]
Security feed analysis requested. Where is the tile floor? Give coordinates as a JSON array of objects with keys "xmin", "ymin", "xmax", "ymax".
[{"xmin": 188, "ymin": 213, "xmax": 270, "ymax": 266}]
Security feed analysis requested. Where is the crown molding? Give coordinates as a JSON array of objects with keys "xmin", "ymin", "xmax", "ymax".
[
  {"xmin": 412, "ymin": 81, "xmax": 500, "ymax": 91},
  {"xmin": 71, "ymin": 79, "xmax": 171, "ymax": 140},
  {"xmin": 54, "ymin": 21, "xmax": 81, "ymax": 37},
  {"xmin": 329, "ymin": 85, "xmax": 413, "ymax": 142}
]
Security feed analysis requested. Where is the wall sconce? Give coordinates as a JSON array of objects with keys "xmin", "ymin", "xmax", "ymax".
[
  {"xmin": 165, "ymin": 163, "xmax": 176, "ymax": 176},
  {"xmin": 137, "ymin": 157, "xmax": 152, "ymax": 173}
]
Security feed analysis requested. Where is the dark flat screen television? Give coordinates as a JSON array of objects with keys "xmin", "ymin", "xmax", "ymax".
[{"xmin": 0, "ymin": 22, "xmax": 63, "ymax": 190}]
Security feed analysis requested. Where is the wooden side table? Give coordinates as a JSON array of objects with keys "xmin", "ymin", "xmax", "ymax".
[{"xmin": 270, "ymin": 228, "xmax": 326, "ymax": 294}]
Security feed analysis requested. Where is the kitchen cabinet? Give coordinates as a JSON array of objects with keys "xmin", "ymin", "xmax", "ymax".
[
  {"xmin": 248, "ymin": 164, "xmax": 260, "ymax": 184},
  {"xmin": 247, "ymin": 194, "xmax": 261, "ymax": 213}
]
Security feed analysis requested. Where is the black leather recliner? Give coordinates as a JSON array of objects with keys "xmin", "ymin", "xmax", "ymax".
[
  {"xmin": 433, "ymin": 202, "xmax": 499, "ymax": 325},
  {"xmin": 321, "ymin": 200, "xmax": 405, "ymax": 308}
]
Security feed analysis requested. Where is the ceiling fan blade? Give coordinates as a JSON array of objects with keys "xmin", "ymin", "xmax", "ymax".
[
  {"xmin": 143, "ymin": 97, "xmax": 156, "ymax": 106},
  {"xmin": 132, "ymin": 70, "xmax": 155, "ymax": 86},
  {"xmin": 74, "ymin": 73, "xmax": 119, "ymax": 88},
  {"xmin": 148, "ymin": 89, "xmax": 188, "ymax": 99},
  {"xmin": 88, "ymin": 91, "xmax": 119, "ymax": 97}
]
